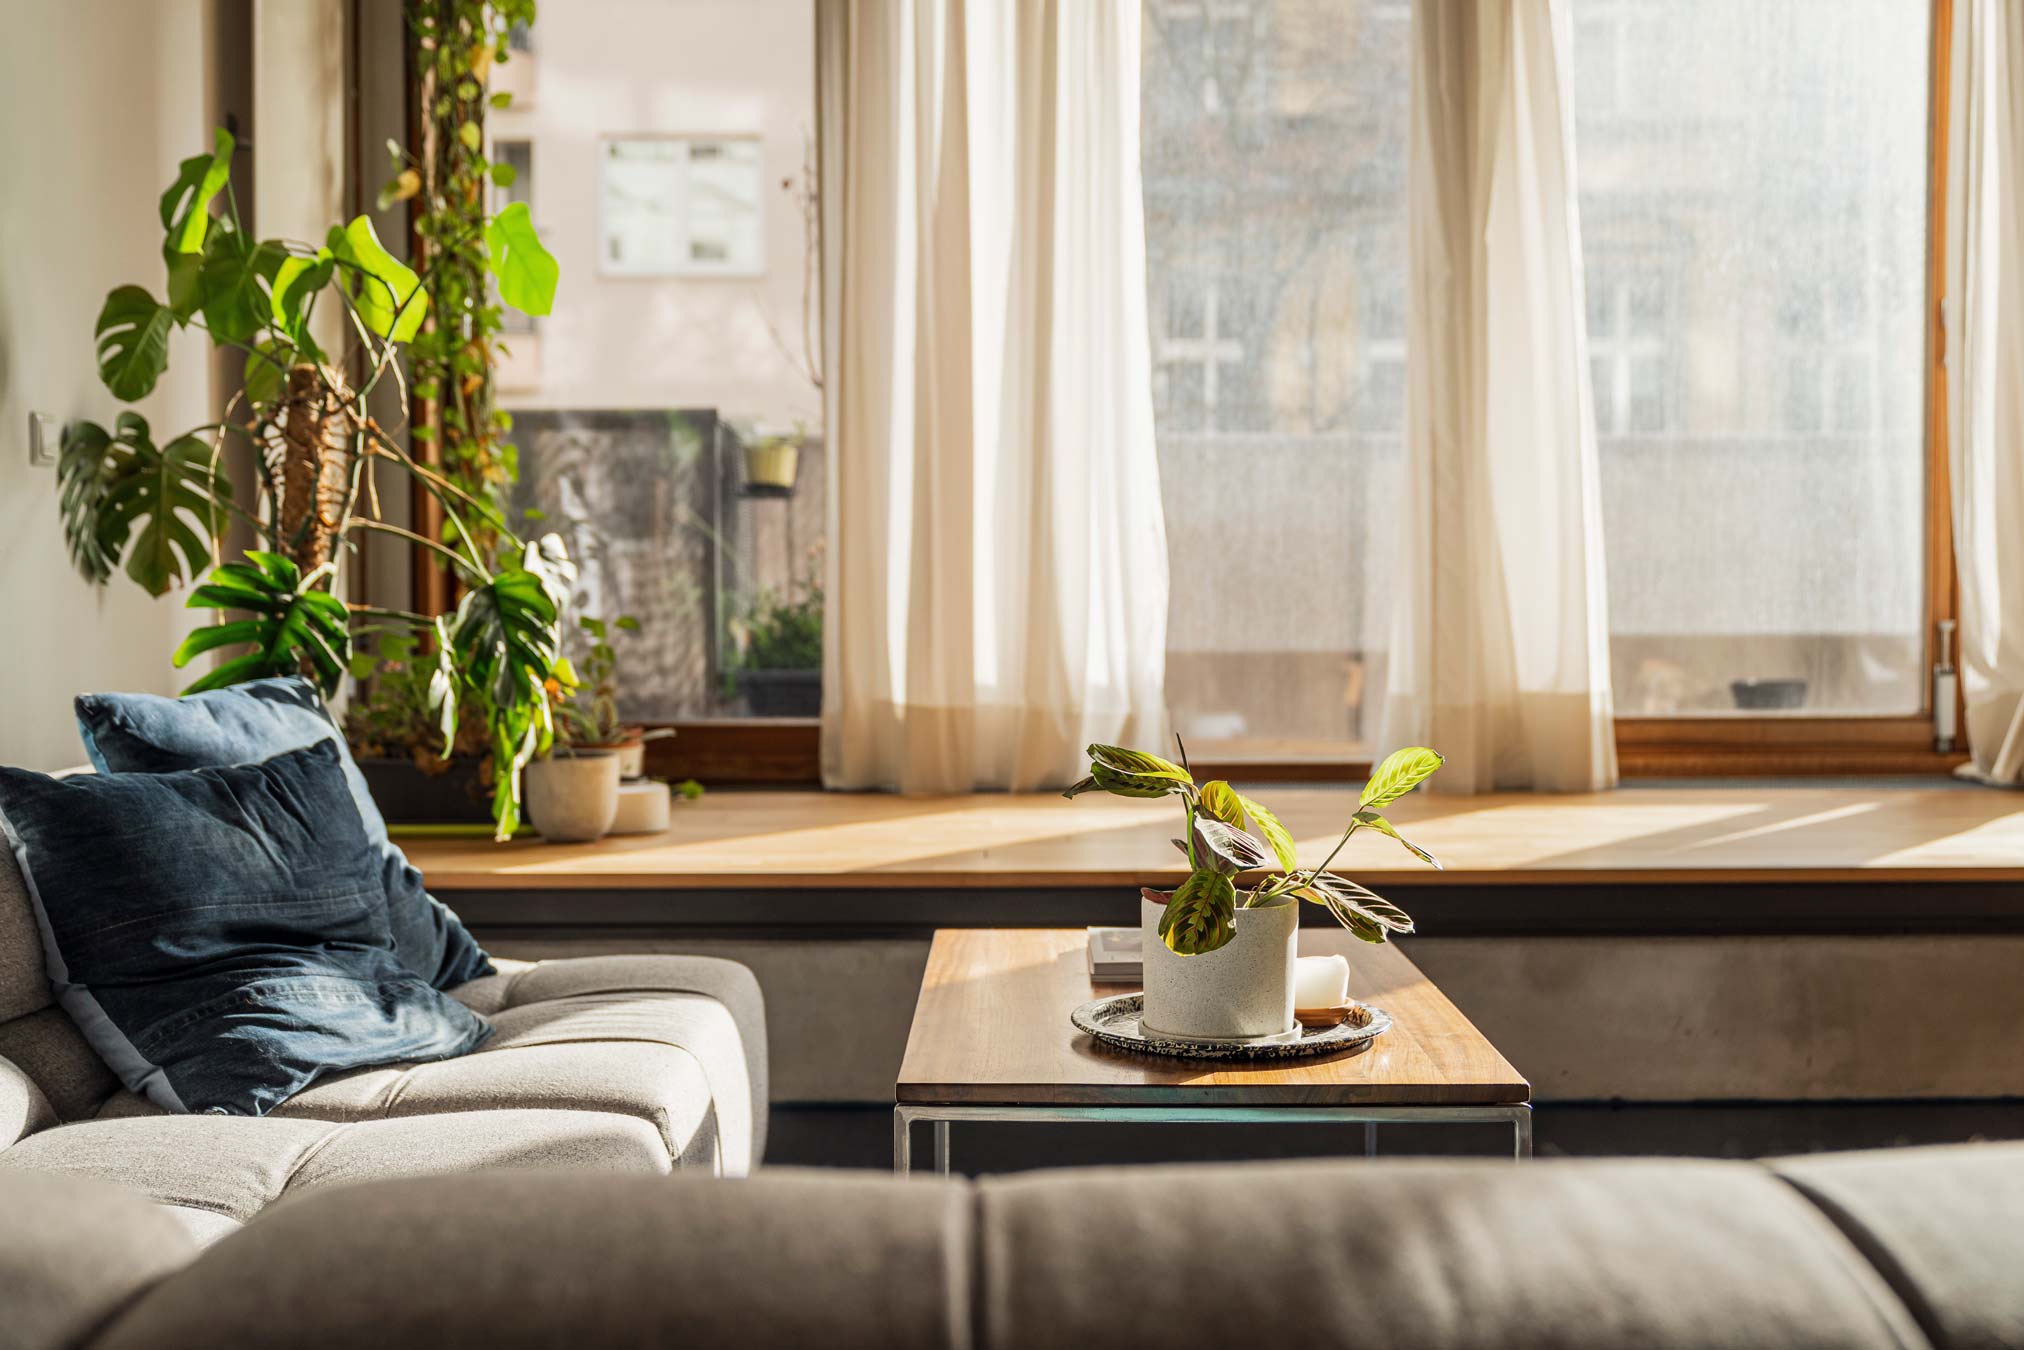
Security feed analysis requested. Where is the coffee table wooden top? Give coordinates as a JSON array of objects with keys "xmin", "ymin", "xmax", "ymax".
[{"xmin": 896, "ymin": 929, "xmax": 1529, "ymax": 1107}]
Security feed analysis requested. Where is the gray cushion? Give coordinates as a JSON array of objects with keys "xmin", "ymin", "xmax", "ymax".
[
  {"xmin": 0, "ymin": 1168, "xmax": 197, "ymax": 1350},
  {"xmin": 0, "ymin": 1008, "xmax": 121, "ymax": 1122},
  {"xmin": 976, "ymin": 1158, "xmax": 1927, "ymax": 1349},
  {"xmin": 1, "ymin": 1109, "xmax": 670, "ymax": 1226},
  {"xmin": 0, "ymin": 842, "xmax": 48, "ymax": 1023},
  {"xmin": 1772, "ymin": 1141, "xmax": 2024, "ymax": 1350},
  {"xmin": 96, "ymin": 1171, "xmax": 970, "ymax": 1350},
  {"xmin": 271, "ymin": 993, "xmax": 738, "ymax": 1171},
  {"xmin": 0, "ymin": 1054, "xmax": 56, "ymax": 1149}
]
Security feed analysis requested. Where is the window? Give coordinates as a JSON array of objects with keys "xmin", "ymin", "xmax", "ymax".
[
  {"xmin": 1142, "ymin": 0, "xmax": 1411, "ymax": 765},
  {"xmin": 485, "ymin": 0, "xmax": 823, "ymax": 736},
  {"xmin": 1573, "ymin": 0, "xmax": 1942, "ymax": 736}
]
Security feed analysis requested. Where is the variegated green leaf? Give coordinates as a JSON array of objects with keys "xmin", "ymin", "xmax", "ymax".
[
  {"xmin": 1087, "ymin": 744, "xmax": 1192, "ymax": 784},
  {"xmin": 1239, "ymin": 793, "xmax": 1297, "ymax": 872},
  {"xmin": 1086, "ymin": 763, "xmax": 1185, "ymax": 799},
  {"xmin": 1304, "ymin": 871, "xmax": 1415, "ymax": 936},
  {"xmin": 1157, "ymin": 869, "xmax": 1237, "ymax": 955},
  {"xmin": 1359, "ymin": 746, "xmax": 1445, "ymax": 811},
  {"xmin": 1353, "ymin": 810, "xmax": 1442, "ymax": 870},
  {"xmin": 1197, "ymin": 779, "xmax": 1245, "ymax": 825},
  {"xmin": 1194, "ymin": 818, "xmax": 1272, "ymax": 874}
]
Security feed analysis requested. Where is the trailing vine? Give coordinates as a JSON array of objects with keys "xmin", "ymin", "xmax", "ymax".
[{"xmin": 390, "ymin": 0, "xmax": 539, "ymax": 559}]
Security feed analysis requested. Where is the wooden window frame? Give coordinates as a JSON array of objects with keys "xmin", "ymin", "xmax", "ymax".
[{"xmin": 419, "ymin": 1, "xmax": 1965, "ymax": 788}]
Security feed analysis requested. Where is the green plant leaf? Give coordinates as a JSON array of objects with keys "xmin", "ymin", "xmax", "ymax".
[
  {"xmin": 1087, "ymin": 744, "xmax": 1192, "ymax": 783},
  {"xmin": 1238, "ymin": 793, "xmax": 1297, "ymax": 872},
  {"xmin": 56, "ymin": 420, "xmax": 119, "ymax": 584},
  {"xmin": 64, "ymin": 415, "xmax": 230, "ymax": 596},
  {"xmin": 1352, "ymin": 810, "xmax": 1443, "ymax": 870},
  {"xmin": 1298, "ymin": 871, "xmax": 1415, "ymax": 943},
  {"xmin": 95, "ymin": 286, "xmax": 175, "ymax": 401},
  {"xmin": 271, "ymin": 249, "xmax": 334, "ymax": 353},
  {"xmin": 1359, "ymin": 746, "xmax": 1445, "ymax": 811},
  {"xmin": 426, "ymin": 615, "xmax": 458, "ymax": 756},
  {"xmin": 164, "ymin": 246, "xmax": 204, "ymax": 322},
  {"xmin": 200, "ymin": 234, "xmax": 287, "ymax": 345},
  {"xmin": 1197, "ymin": 779, "xmax": 1245, "ymax": 825},
  {"xmin": 1093, "ymin": 764, "xmax": 1186, "ymax": 798},
  {"xmin": 1193, "ymin": 818, "xmax": 1271, "ymax": 874},
  {"xmin": 329, "ymin": 215, "xmax": 428, "ymax": 342},
  {"xmin": 1157, "ymin": 869, "xmax": 1237, "ymax": 955},
  {"xmin": 177, "ymin": 551, "xmax": 349, "ymax": 696},
  {"xmin": 159, "ymin": 127, "xmax": 234, "ymax": 255},
  {"xmin": 484, "ymin": 202, "xmax": 559, "ymax": 317},
  {"xmin": 243, "ymin": 338, "xmax": 295, "ymax": 406}
]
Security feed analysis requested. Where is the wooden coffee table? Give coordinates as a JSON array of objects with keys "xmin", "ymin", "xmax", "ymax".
[{"xmin": 894, "ymin": 928, "xmax": 1531, "ymax": 1172}]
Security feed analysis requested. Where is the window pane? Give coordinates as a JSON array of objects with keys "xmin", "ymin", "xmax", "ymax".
[
  {"xmin": 496, "ymin": 0, "xmax": 823, "ymax": 719},
  {"xmin": 1574, "ymin": 0, "xmax": 1929, "ymax": 717},
  {"xmin": 1143, "ymin": 0, "xmax": 1409, "ymax": 760}
]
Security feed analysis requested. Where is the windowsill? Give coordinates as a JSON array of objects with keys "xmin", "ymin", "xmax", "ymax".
[{"xmin": 407, "ymin": 781, "xmax": 2021, "ymax": 888}]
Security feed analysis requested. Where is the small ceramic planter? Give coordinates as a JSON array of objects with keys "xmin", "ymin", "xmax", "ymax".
[
  {"xmin": 1139, "ymin": 893, "xmax": 1298, "ymax": 1042},
  {"xmin": 579, "ymin": 732, "xmax": 645, "ymax": 780},
  {"xmin": 525, "ymin": 751, "xmax": 621, "ymax": 843},
  {"xmin": 743, "ymin": 439, "xmax": 799, "ymax": 492}
]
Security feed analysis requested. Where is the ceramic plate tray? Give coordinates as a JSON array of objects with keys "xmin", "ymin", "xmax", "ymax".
[{"xmin": 1070, "ymin": 994, "xmax": 1392, "ymax": 1061}]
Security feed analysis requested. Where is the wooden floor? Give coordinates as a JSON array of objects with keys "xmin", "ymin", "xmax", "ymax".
[{"xmin": 401, "ymin": 783, "xmax": 2024, "ymax": 891}]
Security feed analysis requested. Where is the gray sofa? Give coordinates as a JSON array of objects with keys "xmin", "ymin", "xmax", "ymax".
[
  {"xmin": 3, "ymin": 1142, "xmax": 2020, "ymax": 1348},
  {"xmin": 0, "ymin": 839, "xmax": 767, "ymax": 1244}
]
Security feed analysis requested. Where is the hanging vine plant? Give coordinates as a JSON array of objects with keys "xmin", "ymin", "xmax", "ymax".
[{"xmin": 385, "ymin": 0, "xmax": 544, "ymax": 559}]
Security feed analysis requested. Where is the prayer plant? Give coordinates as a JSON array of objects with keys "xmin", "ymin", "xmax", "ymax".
[
  {"xmin": 55, "ymin": 126, "xmax": 565, "ymax": 838},
  {"xmin": 1064, "ymin": 743, "xmax": 1446, "ymax": 955}
]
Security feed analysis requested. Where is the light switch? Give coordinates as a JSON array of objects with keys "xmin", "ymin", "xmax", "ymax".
[{"xmin": 28, "ymin": 412, "xmax": 57, "ymax": 468}]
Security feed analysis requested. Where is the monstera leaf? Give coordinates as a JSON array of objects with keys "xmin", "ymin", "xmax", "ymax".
[
  {"xmin": 328, "ymin": 215, "xmax": 426, "ymax": 342},
  {"xmin": 271, "ymin": 249, "xmax": 334, "ymax": 355},
  {"xmin": 1157, "ymin": 869, "xmax": 1238, "ymax": 955},
  {"xmin": 57, "ymin": 413, "xmax": 230, "ymax": 596},
  {"xmin": 160, "ymin": 128, "xmax": 234, "ymax": 256},
  {"xmin": 95, "ymin": 286, "xmax": 176, "ymax": 401},
  {"xmin": 446, "ymin": 536, "xmax": 577, "ymax": 838},
  {"xmin": 199, "ymin": 231, "xmax": 287, "ymax": 345},
  {"xmin": 175, "ymin": 551, "xmax": 350, "ymax": 696},
  {"xmin": 485, "ymin": 202, "xmax": 559, "ymax": 316}
]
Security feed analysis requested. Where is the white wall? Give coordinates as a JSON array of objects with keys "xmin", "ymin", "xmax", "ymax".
[{"xmin": 0, "ymin": 2, "xmax": 222, "ymax": 771}]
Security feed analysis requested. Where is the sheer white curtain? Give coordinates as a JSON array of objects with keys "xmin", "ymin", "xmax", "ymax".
[
  {"xmin": 1379, "ymin": 0, "xmax": 1617, "ymax": 793},
  {"xmin": 1953, "ymin": 0, "xmax": 2024, "ymax": 784},
  {"xmin": 816, "ymin": 0, "xmax": 1169, "ymax": 792}
]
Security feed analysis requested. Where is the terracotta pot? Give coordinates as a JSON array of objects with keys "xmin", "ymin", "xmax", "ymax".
[
  {"xmin": 524, "ymin": 751, "xmax": 621, "ymax": 843},
  {"xmin": 1138, "ymin": 893, "xmax": 1297, "ymax": 1042},
  {"xmin": 743, "ymin": 439, "xmax": 799, "ymax": 491}
]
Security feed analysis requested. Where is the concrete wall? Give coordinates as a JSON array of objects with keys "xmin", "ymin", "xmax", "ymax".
[
  {"xmin": 0, "ymin": 2, "xmax": 225, "ymax": 770},
  {"xmin": 481, "ymin": 931, "xmax": 2024, "ymax": 1106}
]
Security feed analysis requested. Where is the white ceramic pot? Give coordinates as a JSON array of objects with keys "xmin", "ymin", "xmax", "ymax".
[
  {"xmin": 525, "ymin": 751, "xmax": 621, "ymax": 843},
  {"xmin": 1139, "ymin": 892, "xmax": 1298, "ymax": 1041},
  {"xmin": 582, "ymin": 736, "xmax": 645, "ymax": 780}
]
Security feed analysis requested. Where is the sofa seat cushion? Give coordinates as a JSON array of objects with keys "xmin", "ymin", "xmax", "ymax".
[
  {"xmin": 0, "ymin": 1108, "xmax": 669, "ymax": 1230},
  {"xmin": 269, "ymin": 992, "xmax": 750, "ymax": 1173},
  {"xmin": 450, "ymin": 953, "xmax": 770, "ymax": 1166}
]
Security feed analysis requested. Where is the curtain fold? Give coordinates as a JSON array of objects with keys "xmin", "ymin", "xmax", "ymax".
[
  {"xmin": 817, "ymin": 0, "xmax": 1169, "ymax": 792},
  {"xmin": 1953, "ymin": 0, "xmax": 2024, "ymax": 784},
  {"xmin": 1379, "ymin": 0, "xmax": 1617, "ymax": 793}
]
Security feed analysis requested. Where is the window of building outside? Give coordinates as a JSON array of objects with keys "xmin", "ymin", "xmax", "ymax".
[
  {"xmin": 491, "ymin": 0, "xmax": 823, "ymax": 723},
  {"xmin": 1142, "ymin": 0, "xmax": 1411, "ymax": 765},
  {"xmin": 1573, "ymin": 0, "xmax": 1933, "ymax": 719}
]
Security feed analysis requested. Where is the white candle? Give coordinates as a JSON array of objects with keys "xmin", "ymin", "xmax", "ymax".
[{"xmin": 1294, "ymin": 953, "xmax": 1350, "ymax": 1008}]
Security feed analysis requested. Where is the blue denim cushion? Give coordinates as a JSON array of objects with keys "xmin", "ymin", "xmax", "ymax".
[
  {"xmin": 0, "ymin": 741, "xmax": 491, "ymax": 1116},
  {"xmin": 74, "ymin": 677, "xmax": 492, "ymax": 989}
]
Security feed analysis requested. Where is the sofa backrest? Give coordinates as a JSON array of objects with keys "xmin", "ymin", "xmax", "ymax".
[
  {"xmin": 0, "ymin": 842, "xmax": 123, "ymax": 1133},
  {"xmin": 16, "ymin": 1143, "xmax": 2018, "ymax": 1350}
]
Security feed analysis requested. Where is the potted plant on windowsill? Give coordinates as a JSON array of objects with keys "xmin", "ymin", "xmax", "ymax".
[
  {"xmin": 726, "ymin": 550, "xmax": 822, "ymax": 716},
  {"xmin": 554, "ymin": 614, "xmax": 672, "ymax": 778},
  {"xmin": 1064, "ymin": 742, "xmax": 1445, "ymax": 1042},
  {"xmin": 344, "ymin": 631, "xmax": 494, "ymax": 824},
  {"xmin": 740, "ymin": 425, "xmax": 805, "ymax": 496}
]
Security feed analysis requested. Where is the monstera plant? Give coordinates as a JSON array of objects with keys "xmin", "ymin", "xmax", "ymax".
[
  {"xmin": 56, "ymin": 126, "xmax": 565, "ymax": 838},
  {"xmin": 1065, "ymin": 743, "xmax": 1446, "ymax": 954}
]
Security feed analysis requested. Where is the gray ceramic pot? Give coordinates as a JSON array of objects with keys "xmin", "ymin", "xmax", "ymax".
[
  {"xmin": 525, "ymin": 751, "xmax": 621, "ymax": 843},
  {"xmin": 1139, "ymin": 893, "xmax": 1297, "ymax": 1042}
]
